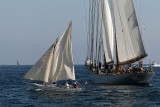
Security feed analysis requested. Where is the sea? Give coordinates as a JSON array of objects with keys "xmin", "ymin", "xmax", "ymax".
[{"xmin": 0, "ymin": 65, "xmax": 160, "ymax": 107}]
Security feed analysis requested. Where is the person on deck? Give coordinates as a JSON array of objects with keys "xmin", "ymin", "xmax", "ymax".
[
  {"xmin": 73, "ymin": 82, "xmax": 77, "ymax": 88},
  {"xmin": 65, "ymin": 82, "xmax": 69, "ymax": 88},
  {"xmin": 85, "ymin": 82, "xmax": 88, "ymax": 86}
]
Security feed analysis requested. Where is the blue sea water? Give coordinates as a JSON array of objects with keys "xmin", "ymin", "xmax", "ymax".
[{"xmin": 0, "ymin": 65, "xmax": 160, "ymax": 107}]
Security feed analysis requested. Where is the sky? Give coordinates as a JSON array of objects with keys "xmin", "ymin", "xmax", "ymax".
[{"xmin": 0, "ymin": 0, "xmax": 160, "ymax": 65}]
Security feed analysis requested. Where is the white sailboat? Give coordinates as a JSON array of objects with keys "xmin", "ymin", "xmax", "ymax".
[
  {"xmin": 24, "ymin": 22, "xmax": 82, "ymax": 91},
  {"xmin": 87, "ymin": 0, "xmax": 154, "ymax": 85},
  {"xmin": 151, "ymin": 61, "xmax": 160, "ymax": 67},
  {"xmin": 17, "ymin": 60, "xmax": 20, "ymax": 65}
]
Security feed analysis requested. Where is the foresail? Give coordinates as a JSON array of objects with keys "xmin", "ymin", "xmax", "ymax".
[
  {"xmin": 24, "ymin": 45, "xmax": 54, "ymax": 82},
  {"xmin": 99, "ymin": 0, "xmax": 114, "ymax": 63},
  {"xmin": 113, "ymin": 0, "xmax": 147, "ymax": 65},
  {"xmin": 48, "ymin": 22, "xmax": 75, "ymax": 83}
]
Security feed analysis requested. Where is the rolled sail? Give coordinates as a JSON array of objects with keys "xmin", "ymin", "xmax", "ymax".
[
  {"xmin": 113, "ymin": 0, "xmax": 147, "ymax": 65},
  {"xmin": 99, "ymin": 0, "xmax": 114, "ymax": 63}
]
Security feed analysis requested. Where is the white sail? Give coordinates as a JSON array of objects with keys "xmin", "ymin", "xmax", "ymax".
[
  {"xmin": 24, "ymin": 45, "xmax": 54, "ymax": 82},
  {"xmin": 49, "ymin": 22, "xmax": 75, "ymax": 83},
  {"xmin": 99, "ymin": 0, "xmax": 114, "ymax": 63},
  {"xmin": 113, "ymin": 0, "xmax": 147, "ymax": 65},
  {"xmin": 24, "ymin": 22, "xmax": 75, "ymax": 83}
]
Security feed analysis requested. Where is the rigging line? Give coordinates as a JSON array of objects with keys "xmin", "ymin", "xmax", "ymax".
[
  {"xmin": 98, "ymin": 0, "xmax": 105, "ymax": 64},
  {"xmin": 88, "ymin": 0, "xmax": 92, "ymax": 60},
  {"xmin": 91, "ymin": 0, "xmax": 97, "ymax": 62},
  {"xmin": 92, "ymin": 0, "xmax": 96, "ymax": 61},
  {"xmin": 97, "ymin": 34, "xmax": 102, "ymax": 72},
  {"xmin": 94, "ymin": 0, "xmax": 97, "ymax": 60},
  {"xmin": 95, "ymin": 0, "xmax": 99, "ymax": 62},
  {"xmin": 90, "ymin": 0, "xmax": 94, "ymax": 62},
  {"xmin": 89, "ymin": 0, "xmax": 93, "ymax": 56},
  {"xmin": 112, "ymin": 0, "xmax": 119, "ymax": 66},
  {"xmin": 84, "ymin": 0, "xmax": 89, "ymax": 58}
]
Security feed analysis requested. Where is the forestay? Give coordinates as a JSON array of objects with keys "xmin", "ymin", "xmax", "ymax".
[
  {"xmin": 113, "ymin": 0, "xmax": 147, "ymax": 65},
  {"xmin": 24, "ymin": 22, "xmax": 75, "ymax": 83},
  {"xmin": 99, "ymin": 0, "xmax": 114, "ymax": 63}
]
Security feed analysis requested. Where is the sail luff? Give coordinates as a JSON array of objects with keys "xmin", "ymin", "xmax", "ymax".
[
  {"xmin": 99, "ymin": 0, "xmax": 114, "ymax": 63},
  {"xmin": 113, "ymin": 0, "xmax": 147, "ymax": 65}
]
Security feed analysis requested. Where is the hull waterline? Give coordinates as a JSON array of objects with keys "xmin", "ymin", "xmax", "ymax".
[{"xmin": 28, "ymin": 83, "xmax": 83, "ymax": 91}]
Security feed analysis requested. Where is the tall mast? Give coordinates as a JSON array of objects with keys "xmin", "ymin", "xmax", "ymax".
[{"xmin": 110, "ymin": 0, "xmax": 118, "ymax": 68}]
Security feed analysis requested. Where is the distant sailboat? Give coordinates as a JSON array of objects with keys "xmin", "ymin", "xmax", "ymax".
[
  {"xmin": 151, "ymin": 61, "xmax": 160, "ymax": 67},
  {"xmin": 24, "ymin": 22, "xmax": 82, "ymax": 91},
  {"xmin": 86, "ymin": 0, "xmax": 154, "ymax": 85},
  {"xmin": 17, "ymin": 60, "xmax": 20, "ymax": 65}
]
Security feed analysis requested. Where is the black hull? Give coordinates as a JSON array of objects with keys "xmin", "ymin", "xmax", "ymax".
[{"xmin": 90, "ymin": 72, "xmax": 154, "ymax": 85}]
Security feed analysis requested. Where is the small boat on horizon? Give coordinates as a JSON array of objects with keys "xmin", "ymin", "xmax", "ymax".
[
  {"xmin": 151, "ymin": 61, "xmax": 160, "ymax": 67},
  {"xmin": 17, "ymin": 60, "xmax": 20, "ymax": 65}
]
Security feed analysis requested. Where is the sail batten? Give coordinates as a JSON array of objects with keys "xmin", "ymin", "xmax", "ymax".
[{"xmin": 113, "ymin": 0, "xmax": 147, "ymax": 65}]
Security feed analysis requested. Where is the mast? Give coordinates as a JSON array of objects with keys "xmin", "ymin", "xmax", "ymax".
[
  {"xmin": 90, "ymin": 0, "xmax": 96, "ymax": 67},
  {"xmin": 111, "ymin": 0, "xmax": 119, "ymax": 68}
]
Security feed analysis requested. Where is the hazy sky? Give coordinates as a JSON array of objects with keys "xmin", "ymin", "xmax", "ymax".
[{"xmin": 0, "ymin": 0, "xmax": 160, "ymax": 65}]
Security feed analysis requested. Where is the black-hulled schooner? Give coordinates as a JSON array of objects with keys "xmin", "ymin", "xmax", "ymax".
[{"xmin": 85, "ymin": 0, "xmax": 154, "ymax": 84}]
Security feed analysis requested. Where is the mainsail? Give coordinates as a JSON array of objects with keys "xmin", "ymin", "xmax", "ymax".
[
  {"xmin": 113, "ymin": 0, "xmax": 147, "ymax": 65},
  {"xmin": 99, "ymin": 0, "xmax": 114, "ymax": 63},
  {"xmin": 24, "ymin": 22, "xmax": 75, "ymax": 83},
  {"xmin": 49, "ymin": 22, "xmax": 75, "ymax": 83}
]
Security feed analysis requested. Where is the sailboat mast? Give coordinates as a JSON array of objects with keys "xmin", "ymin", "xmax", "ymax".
[
  {"xmin": 110, "ymin": 0, "xmax": 118, "ymax": 68},
  {"xmin": 90, "ymin": 0, "xmax": 96, "ymax": 66},
  {"xmin": 95, "ymin": 0, "xmax": 99, "ymax": 67}
]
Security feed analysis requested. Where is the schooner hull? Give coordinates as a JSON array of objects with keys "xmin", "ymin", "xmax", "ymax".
[{"xmin": 90, "ymin": 72, "xmax": 154, "ymax": 85}]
